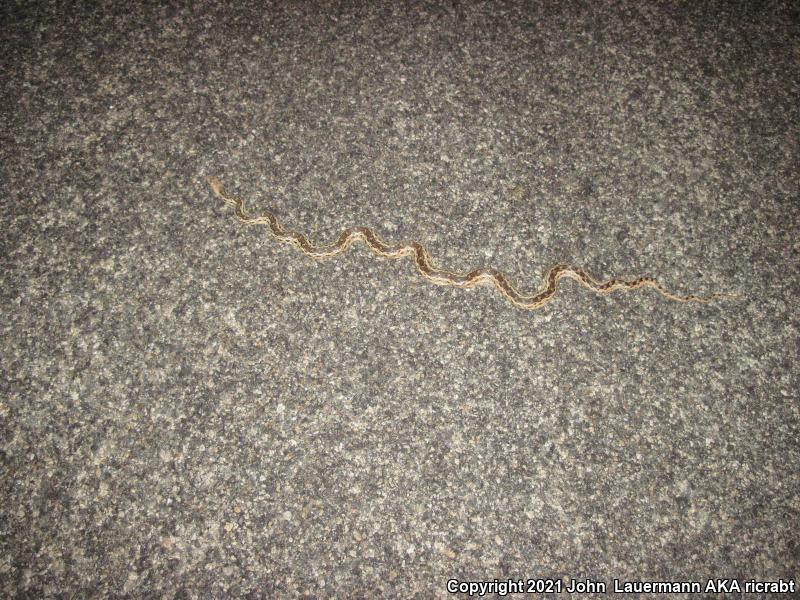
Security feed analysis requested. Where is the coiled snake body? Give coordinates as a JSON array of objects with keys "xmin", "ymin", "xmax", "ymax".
[{"xmin": 207, "ymin": 177, "xmax": 731, "ymax": 311}]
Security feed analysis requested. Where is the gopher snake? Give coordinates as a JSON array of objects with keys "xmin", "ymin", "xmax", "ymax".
[{"xmin": 207, "ymin": 176, "xmax": 732, "ymax": 310}]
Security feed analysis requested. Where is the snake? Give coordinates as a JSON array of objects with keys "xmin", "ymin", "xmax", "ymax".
[{"xmin": 207, "ymin": 176, "xmax": 733, "ymax": 311}]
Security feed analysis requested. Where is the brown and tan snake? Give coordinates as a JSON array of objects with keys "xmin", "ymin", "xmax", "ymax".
[{"xmin": 207, "ymin": 176, "xmax": 734, "ymax": 310}]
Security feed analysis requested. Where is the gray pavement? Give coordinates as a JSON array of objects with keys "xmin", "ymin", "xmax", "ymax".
[{"xmin": 2, "ymin": 1, "xmax": 798, "ymax": 597}]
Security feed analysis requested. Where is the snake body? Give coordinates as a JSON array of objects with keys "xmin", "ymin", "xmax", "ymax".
[{"xmin": 207, "ymin": 176, "xmax": 731, "ymax": 310}]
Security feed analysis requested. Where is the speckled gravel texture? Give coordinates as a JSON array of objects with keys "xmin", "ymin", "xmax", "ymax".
[{"xmin": 2, "ymin": 1, "xmax": 798, "ymax": 598}]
